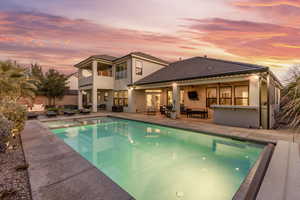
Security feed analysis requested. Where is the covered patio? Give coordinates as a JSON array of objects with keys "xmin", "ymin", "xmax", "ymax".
[{"xmin": 130, "ymin": 73, "xmax": 261, "ymax": 126}]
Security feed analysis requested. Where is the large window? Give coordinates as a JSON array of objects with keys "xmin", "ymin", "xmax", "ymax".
[
  {"xmin": 113, "ymin": 91, "xmax": 128, "ymax": 106},
  {"xmin": 234, "ymin": 86, "xmax": 249, "ymax": 106},
  {"xmin": 219, "ymin": 87, "xmax": 232, "ymax": 105},
  {"xmin": 135, "ymin": 61, "xmax": 143, "ymax": 75},
  {"xmin": 115, "ymin": 62, "xmax": 127, "ymax": 80},
  {"xmin": 97, "ymin": 63, "xmax": 112, "ymax": 77},
  {"xmin": 104, "ymin": 92, "xmax": 108, "ymax": 102},
  {"xmin": 167, "ymin": 90, "xmax": 173, "ymax": 106},
  {"xmin": 180, "ymin": 90, "xmax": 184, "ymax": 104},
  {"xmin": 206, "ymin": 87, "xmax": 217, "ymax": 107}
]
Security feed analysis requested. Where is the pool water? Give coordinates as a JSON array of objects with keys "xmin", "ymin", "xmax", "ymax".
[{"xmin": 51, "ymin": 117, "xmax": 264, "ymax": 200}]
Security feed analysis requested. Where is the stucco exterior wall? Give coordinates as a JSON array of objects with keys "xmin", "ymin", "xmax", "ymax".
[
  {"xmin": 131, "ymin": 58, "xmax": 166, "ymax": 83},
  {"xmin": 22, "ymin": 95, "xmax": 78, "ymax": 110},
  {"xmin": 68, "ymin": 75, "xmax": 78, "ymax": 90},
  {"xmin": 213, "ymin": 107, "xmax": 260, "ymax": 128}
]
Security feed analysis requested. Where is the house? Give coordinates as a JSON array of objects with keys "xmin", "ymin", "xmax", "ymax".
[{"xmin": 75, "ymin": 52, "xmax": 282, "ymax": 129}]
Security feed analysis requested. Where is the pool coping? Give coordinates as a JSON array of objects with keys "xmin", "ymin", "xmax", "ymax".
[
  {"xmin": 21, "ymin": 120, "xmax": 135, "ymax": 200},
  {"xmin": 27, "ymin": 114, "xmax": 300, "ymax": 200}
]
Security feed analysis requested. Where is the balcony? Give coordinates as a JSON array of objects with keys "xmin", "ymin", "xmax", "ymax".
[
  {"xmin": 79, "ymin": 76, "xmax": 93, "ymax": 87},
  {"xmin": 94, "ymin": 76, "xmax": 114, "ymax": 89},
  {"xmin": 78, "ymin": 75, "xmax": 114, "ymax": 89}
]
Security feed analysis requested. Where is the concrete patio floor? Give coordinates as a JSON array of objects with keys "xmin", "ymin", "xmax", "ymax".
[{"xmin": 22, "ymin": 112, "xmax": 300, "ymax": 200}]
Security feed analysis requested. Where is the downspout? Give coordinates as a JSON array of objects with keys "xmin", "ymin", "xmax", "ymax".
[
  {"xmin": 259, "ymin": 75, "xmax": 262, "ymax": 128},
  {"xmin": 266, "ymin": 71, "xmax": 270, "ymax": 129}
]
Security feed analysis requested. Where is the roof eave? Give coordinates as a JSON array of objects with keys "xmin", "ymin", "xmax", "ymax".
[{"xmin": 133, "ymin": 68, "xmax": 268, "ymax": 86}]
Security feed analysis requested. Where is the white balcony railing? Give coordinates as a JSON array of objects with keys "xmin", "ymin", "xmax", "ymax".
[
  {"xmin": 94, "ymin": 76, "xmax": 114, "ymax": 89},
  {"xmin": 78, "ymin": 76, "xmax": 92, "ymax": 87},
  {"xmin": 78, "ymin": 75, "xmax": 114, "ymax": 89}
]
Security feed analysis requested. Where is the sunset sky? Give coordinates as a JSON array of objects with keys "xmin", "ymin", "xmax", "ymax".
[{"xmin": 0, "ymin": 0, "xmax": 300, "ymax": 81}]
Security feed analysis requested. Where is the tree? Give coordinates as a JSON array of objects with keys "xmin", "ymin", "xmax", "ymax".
[
  {"xmin": 280, "ymin": 65, "xmax": 300, "ymax": 129},
  {"xmin": 37, "ymin": 69, "xmax": 69, "ymax": 106},
  {"xmin": 0, "ymin": 60, "xmax": 37, "ymax": 102}
]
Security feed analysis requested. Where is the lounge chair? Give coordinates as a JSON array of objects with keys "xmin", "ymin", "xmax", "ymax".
[
  {"xmin": 80, "ymin": 109, "xmax": 91, "ymax": 115},
  {"xmin": 63, "ymin": 109, "xmax": 76, "ymax": 116},
  {"xmin": 46, "ymin": 111, "xmax": 57, "ymax": 117},
  {"xmin": 27, "ymin": 112, "xmax": 39, "ymax": 120}
]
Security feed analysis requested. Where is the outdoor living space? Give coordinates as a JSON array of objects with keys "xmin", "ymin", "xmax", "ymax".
[
  {"xmin": 136, "ymin": 80, "xmax": 250, "ymax": 120},
  {"xmin": 132, "ymin": 71, "xmax": 278, "ymax": 130}
]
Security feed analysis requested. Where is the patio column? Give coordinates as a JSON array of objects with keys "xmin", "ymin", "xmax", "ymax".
[
  {"xmin": 78, "ymin": 90, "xmax": 83, "ymax": 109},
  {"xmin": 172, "ymin": 83, "xmax": 180, "ymax": 118},
  {"xmin": 249, "ymin": 75, "xmax": 260, "ymax": 107},
  {"xmin": 106, "ymin": 90, "xmax": 114, "ymax": 111},
  {"xmin": 92, "ymin": 61, "xmax": 98, "ymax": 112},
  {"xmin": 128, "ymin": 87, "xmax": 136, "ymax": 113}
]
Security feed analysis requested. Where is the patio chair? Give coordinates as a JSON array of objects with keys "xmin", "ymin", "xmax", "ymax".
[
  {"xmin": 112, "ymin": 105, "xmax": 123, "ymax": 112},
  {"xmin": 63, "ymin": 109, "xmax": 76, "ymax": 116},
  {"xmin": 180, "ymin": 104, "xmax": 187, "ymax": 114},
  {"xmin": 98, "ymin": 104, "xmax": 106, "ymax": 110},
  {"xmin": 80, "ymin": 108, "xmax": 91, "ymax": 115}
]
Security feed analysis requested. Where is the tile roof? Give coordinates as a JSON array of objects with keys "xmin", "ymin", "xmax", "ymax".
[
  {"xmin": 91, "ymin": 55, "xmax": 117, "ymax": 61},
  {"xmin": 134, "ymin": 57, "xmax": 268, "ymax": 85},
  {"xmin": 75, "ymin": 52, "xmax": 168, "ymax": 67},
  {"xmin": 130, "ymin": 52, "xmax": 169, "ymax": 64}
]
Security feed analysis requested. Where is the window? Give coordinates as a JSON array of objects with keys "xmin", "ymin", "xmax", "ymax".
[
  {"xmin": 115, "ymin": 62, "xmax": 127, "ymax": 80},
  {"xmin": 167, "ymin": 90, "xmax": 173, "ymax": 106},
  {"xmin": 135, "ymin": 61, "xmax": 143, "ymax": 75},
  {"xmin": 180, "ymin": 90, "xmax": 184, "ymax": 104},
  {"xmin": 234, "ymin": 86, "xmax": 249, "ymax": 105},
  {"xmin": 113, "ymin": 91, "xmax": 128, "ymax": 106},
  {"xmin": 206, "ymin": 87, "xmax": 217, "ymax": 107},
  {"xmin": 97, "ymin": 63, "xmax": 112, "ymax": 77},
  {"xmin": 219, "ymin": 87, "xmax": 232, "ymax": 105},
  {"xmin": 104, "ymin": 92, "xmax": 108, "ymax": 102}
]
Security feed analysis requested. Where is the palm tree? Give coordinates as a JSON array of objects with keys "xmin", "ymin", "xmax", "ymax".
[
  {"xmin": 0, "ymin": 61, "xmax": 37, "ymax": 102},
  {"xmin": 281, "ymin": 65, "xmax": 300, "ymax": 129}
]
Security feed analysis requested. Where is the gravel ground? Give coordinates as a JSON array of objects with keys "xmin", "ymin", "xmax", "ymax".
[{"xmin": 0, "ymin": 136, "xmax": 32, "ymax": 200}]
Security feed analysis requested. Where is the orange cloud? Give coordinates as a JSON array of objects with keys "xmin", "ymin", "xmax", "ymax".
[
  {"xmin": 233, "ymin": 0, "xmax": 300, "ymax": 8},
  {"xmin": 272, "ymin": 43, "xmax": 300, "ymax": 49}
]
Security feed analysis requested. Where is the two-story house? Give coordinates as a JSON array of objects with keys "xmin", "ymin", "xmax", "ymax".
[
  {"xmin": 75, "ymin": 52, "xmax": 169, "ymax": 113},
  {"xmin": 75, "ymin": 52, "xmax": 282, "ymax": 129}
]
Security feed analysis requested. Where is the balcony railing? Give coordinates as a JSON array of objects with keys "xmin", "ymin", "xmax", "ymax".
[
  {"xmin": 78, "ymin": 75, "xmax": 114, "ymax": 89},
  {"xmin": 79, "ymin": 76, "xmax": 92, "ymax": 86}
]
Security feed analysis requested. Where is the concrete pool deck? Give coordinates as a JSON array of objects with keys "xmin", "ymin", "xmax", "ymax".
[
  {"xmin": 22, "ymin": 112, "xmax": 300, "ymax": 200},
  {"xmin": 21, "ymin": 120, "xmax": 134, "ymax": 200}
]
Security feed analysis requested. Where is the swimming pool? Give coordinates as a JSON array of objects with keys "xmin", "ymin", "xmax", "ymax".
[{"xmin": 50, "ymin": 117, "xmax": 264, "ymax": 200}]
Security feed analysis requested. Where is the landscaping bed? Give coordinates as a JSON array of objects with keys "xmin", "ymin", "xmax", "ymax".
[{"xmin": 0, "ymin": 135, "xmax": 32, "ymax": 200}]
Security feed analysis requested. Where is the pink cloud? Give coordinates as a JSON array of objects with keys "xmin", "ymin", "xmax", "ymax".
[
  {"xmin": 0, "ymin": 11, "xmax": 200, "ymax": 73},
  {"xmin": 184, "ymin": 18, "xmax": 300, "ymax": 61},
  {"xmin": 232, "ymin": 0, "xmax": 300, "ymax": 27}
]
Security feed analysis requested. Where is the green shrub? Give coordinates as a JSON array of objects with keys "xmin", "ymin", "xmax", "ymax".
[
  {"xmin": 0, "ymin": 115, "xmax": 12, "ymax": 153},
  {"xmin": 47, "ymin": 107, "xmax": 59, "ymax": 112},
  {"xmin": 0, "ymin": 101, "xmax": 27, "ymax": 134}
]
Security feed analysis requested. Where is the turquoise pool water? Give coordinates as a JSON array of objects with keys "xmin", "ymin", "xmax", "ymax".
[{"xmin": 51, "ymin": 117, "xmax": 264, "ymax": 200}]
